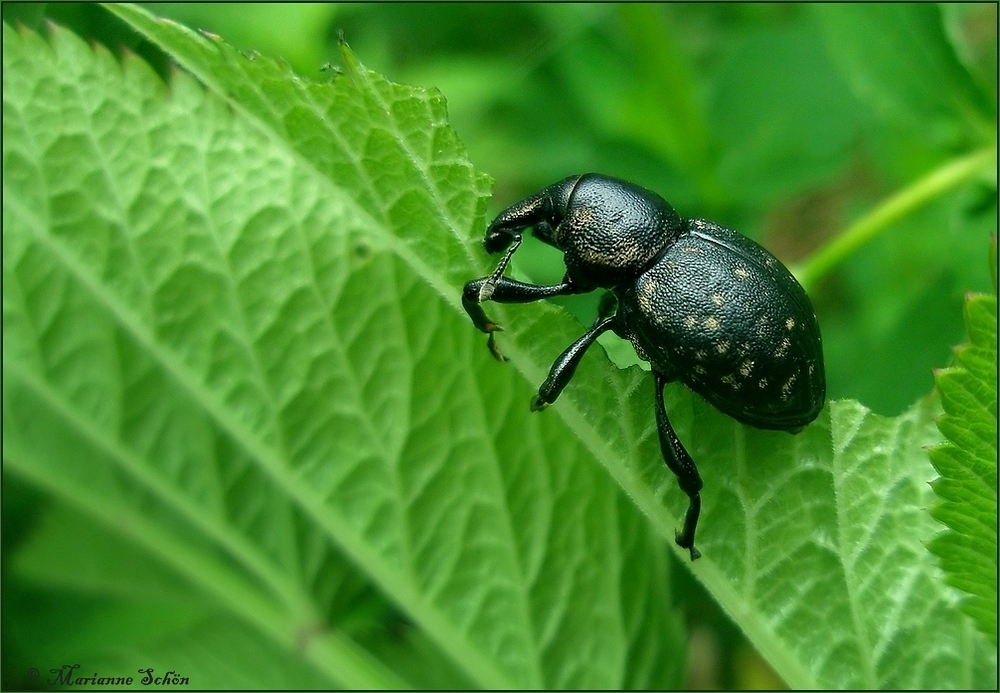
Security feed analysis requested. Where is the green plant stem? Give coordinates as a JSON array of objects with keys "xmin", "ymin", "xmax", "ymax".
[{"xmin": 794, "ymin": 146, "xmax": 997, "ymax": 291}]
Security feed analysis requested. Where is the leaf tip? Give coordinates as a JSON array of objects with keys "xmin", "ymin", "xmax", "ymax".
[
  {"xmin": 335, "ymin": 30, "xmax": 364, "ymax": 77},
  {"xmin": 197, "ymin": 28, "xmax": 223, "ymax": 43}
]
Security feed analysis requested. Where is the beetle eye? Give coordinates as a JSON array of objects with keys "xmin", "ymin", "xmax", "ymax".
[{"xmin": 484, "ymin": 229, "xmax": 515, "ymax": 254}]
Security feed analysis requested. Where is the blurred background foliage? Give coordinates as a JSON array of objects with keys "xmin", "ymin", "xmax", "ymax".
[
  {"xmin": 9, "ymin": 2, "xmax": 994, "ymax": 416},
  {"xmin": 3, "ymin": 3, "xmax": 996, "ymax": 689}
]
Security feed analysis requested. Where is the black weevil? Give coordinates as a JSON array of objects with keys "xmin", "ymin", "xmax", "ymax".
[{"xmin": 463, "ymin": 174, "xmax": 826, "ymax": 560}]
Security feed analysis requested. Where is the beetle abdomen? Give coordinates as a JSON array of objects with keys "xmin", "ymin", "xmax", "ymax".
[{"xmin": 621, "ymin": 219, "xmax": 825, "ymax": 429}]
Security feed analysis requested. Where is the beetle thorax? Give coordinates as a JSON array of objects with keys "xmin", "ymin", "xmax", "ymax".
[{"xmin": 555, "ymin": 174, "xmax": 682, "ymax": 289}]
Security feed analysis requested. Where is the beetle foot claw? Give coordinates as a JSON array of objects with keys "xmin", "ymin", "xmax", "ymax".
[
  {"xmin": 486, "ymin": 331, "xmax": 508, "ymax": 362},
  {"xmin": 529, "ymin": 395, "xmax": 549, "ymax": 412},
  {"xmin": 674, "ymin": 533, "xmax": 701, "ymax": 561}
]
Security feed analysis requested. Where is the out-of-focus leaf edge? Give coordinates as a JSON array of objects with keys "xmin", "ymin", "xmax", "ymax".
[{"xmin": 927, "ymin": 275, "xmax": 997, "ymax": 646}]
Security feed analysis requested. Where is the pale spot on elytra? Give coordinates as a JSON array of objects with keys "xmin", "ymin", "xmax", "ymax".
[{"xmin": 781, "ymin": 374, "xmax": 797, "ymax": 400}]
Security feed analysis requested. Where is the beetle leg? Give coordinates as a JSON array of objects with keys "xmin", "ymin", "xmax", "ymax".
[
  {"xmin": 530, "ymin": 316, "xmax": 617, "ymax": 411},
  {"xmin": 462, "ymin": 276, "xmax": 584, "ymax": 361},
  {"xmin": 478, "ymin": 236, "xmax": 523, "ymax": 302},
  {"xmin": 654, "ymin": 371, "xmax": 704, "ymax": 561}
]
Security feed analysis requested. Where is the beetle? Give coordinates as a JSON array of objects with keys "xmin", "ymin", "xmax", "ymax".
[{"xmin": 462, "ymin": 173, "xmax": 825, "ymax": 560}]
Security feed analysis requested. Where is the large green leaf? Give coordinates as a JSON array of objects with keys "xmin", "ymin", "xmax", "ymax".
[
  {"xmin": 2, "ymin": 14, "xmax": 681, "ymax": 690},
  {"xmin": 4, "ymin": 5, "xmax": 994, "ymax": 689},
  {"xmin": 929, "ymin": 288, "xmax": 998, "ymax": 645}
]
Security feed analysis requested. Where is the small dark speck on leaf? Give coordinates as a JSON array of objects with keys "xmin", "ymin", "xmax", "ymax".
[{"xmin": 354, "ymin": 242, "xmax": 372, "ymax": 262}]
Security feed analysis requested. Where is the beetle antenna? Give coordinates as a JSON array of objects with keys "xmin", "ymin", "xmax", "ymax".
[{"xmin": 478, "ymin": 235, "xmax": 522, "ymax": 302}]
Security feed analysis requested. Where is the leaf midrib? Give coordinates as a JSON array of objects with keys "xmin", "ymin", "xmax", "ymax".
[{"xmin": 102, "ymin": 7, "xmax": 549, "ymax": 682}]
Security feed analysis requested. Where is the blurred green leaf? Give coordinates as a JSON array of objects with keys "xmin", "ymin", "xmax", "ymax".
[
  {"xmin": 708, "ymin": 23, "xmax": 862, "ymax": 205},
  {"xmin": 10, "ymin": 502, "xmax": 454, "ymax": 689},
  {"xmin": 142, "ymin": 2, "xmax": 340, "ymax": 75},
  {"xmin": 941, "ymin": 4, "xmax": 999, "ymax": 93},
  {"xmin": 928, "ymin": 290, "xmax": 998, "ymax": 645},
  {"xmin": 814, "ymin": 4, "xmax": 995, "ymax": 142}
]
